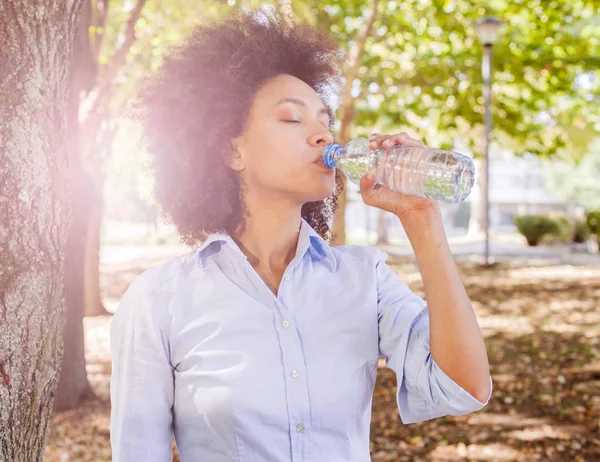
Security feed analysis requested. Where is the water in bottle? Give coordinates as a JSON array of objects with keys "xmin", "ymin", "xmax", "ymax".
[{"xmin": 322, "ymin": 137, "xmax": 475, "ymax": 203}]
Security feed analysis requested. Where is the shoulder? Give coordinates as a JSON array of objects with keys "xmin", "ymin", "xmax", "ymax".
[
  {"xmin": 329, "ymin": 244, "xmax": 389, "ymax": 268},
  {"xmin": 117, "ymin": 249, "xmax": 199, "ymax": 316}
]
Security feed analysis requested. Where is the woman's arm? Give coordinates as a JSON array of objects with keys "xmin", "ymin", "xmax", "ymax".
[
  {"xmin": 110, "ymin": 270, "xmax": 175, "ymax": 461},
  {"xmin": 360, "ymin": 131, "xmax": 491, "ymax": 403},
  {"xmin": 398, "ymin": 208, "xmax": 491, "ymax": 402}
]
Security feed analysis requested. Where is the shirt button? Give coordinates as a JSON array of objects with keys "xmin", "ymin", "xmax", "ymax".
[
  {"xmin": 284, "ymin": 274, "xmax": 291, "ymax": 281},
  {"xmin": 291, "ymin": 370, "xmax": 299, "ymax": 379},
  {"xmin": 296, "ymin": 424, "xmax": 305, "ymax": 433},
  {"xmin": 282, "ymin": 320, "xmax": 290, "ymax": 328}
]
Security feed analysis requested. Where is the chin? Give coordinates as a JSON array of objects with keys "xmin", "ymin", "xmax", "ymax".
[{"xmin": 302, "ymin": 184, "xmax": 336, "ymax": 203}]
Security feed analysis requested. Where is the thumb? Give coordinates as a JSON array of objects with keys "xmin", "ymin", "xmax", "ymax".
[
  {"xmin": 359, "ymin": 169, "xmax": 398, "ymax": 214},
  {"xmin": 359, "ymin": 169, "xmax": 377, "ymax": 192},
  {"xmin": 359, "ymin": 169, "xmax": 385, "ymax": 205}
]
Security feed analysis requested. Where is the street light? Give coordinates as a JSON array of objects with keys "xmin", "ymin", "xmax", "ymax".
[{"xmin": 474, "ymin": 16, "xmax": 504, "ymax": 266}]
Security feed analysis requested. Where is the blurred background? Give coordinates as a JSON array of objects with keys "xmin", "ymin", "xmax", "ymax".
[{"xmin": 45, "ymin": 0, "xmax": 599, "ymax": 460}]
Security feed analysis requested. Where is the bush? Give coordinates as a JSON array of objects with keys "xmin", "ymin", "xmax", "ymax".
[
  {"xmin": 587, "ymin": 211, "xmax": 600, "ymax": 244},
  {"xmin": 515, "ymin": 215, "xmax": 559, "ymax": 246},
  {"xmin": 573, "ymin": 220, "xmax": 591, "ymax": 243},
  {"xmin": 542, "ymin": 213, "xmax": 575, "ymax": 245}
]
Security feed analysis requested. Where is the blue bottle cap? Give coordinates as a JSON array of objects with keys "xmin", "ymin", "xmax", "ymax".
[{"xmin": 322, "ymin": 144, "xmax": 340, "ymax": 168}]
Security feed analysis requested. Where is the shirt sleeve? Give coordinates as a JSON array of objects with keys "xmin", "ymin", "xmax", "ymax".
[
  {"xmin": 110, "ymin": 271, "xmax": 175, "ymax": 461},
  {"xmin": 374, "ymin": 249, "xmax": 492, "ymax": 425}
]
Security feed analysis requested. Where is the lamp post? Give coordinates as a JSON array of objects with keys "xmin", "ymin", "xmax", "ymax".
[{"xmin": 474, "ymin": 16, "xmax": 503, "ymax": 266}]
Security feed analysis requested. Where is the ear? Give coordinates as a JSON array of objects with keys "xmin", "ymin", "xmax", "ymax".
[{"xmin": 226, "ymin": 138, "xmax": 246, "ymax": 172}]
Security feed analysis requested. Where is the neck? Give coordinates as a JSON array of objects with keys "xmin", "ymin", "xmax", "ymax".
[{"xmin": 233, "ymin": 193, "xmax": 302, "ymax": 272}]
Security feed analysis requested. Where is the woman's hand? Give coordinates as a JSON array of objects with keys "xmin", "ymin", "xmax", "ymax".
[{"xmin": 359, "ymin": 132, "xmax": 440, "ymax": 222}]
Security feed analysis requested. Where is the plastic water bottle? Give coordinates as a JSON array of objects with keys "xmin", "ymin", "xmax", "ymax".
[{"xmin": 322, "ymin": 137, "xmax": 475, "ymax": 203}]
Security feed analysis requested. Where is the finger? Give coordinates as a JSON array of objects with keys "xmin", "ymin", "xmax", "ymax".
[
  {"xmin": 360, "ymin": 172, "xmax": 397, "ymax": 208},
  {"xmin": 369, "ymin": 135, "xmax": 391, "ymax": 150},
  {"xmin": 359, "ymin": 171, "xmax": 380, "ymax": 201},
  {"xmin": 363, "ymin": 169, "xmax": 377, "ymax": 186},
  {"xmin": 381, "ymin": 132, "xmax": 408, "ymax": 147},
  {"xmin": 401, "ymin": 136, "xmax": 424, "ymax": 147},
  {"xmin": 370, "ymin": 132, "xmax": 417, "ymax": 150},
  {"xmin": 383, "ymin": 133, "xmax": 423, "ymax": 148},
  {"xmin": 358, "ymin": 169, "xmax": 375, "ymax": 191}
]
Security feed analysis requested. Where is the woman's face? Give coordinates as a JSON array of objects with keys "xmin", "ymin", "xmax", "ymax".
[{"xmin": 231, "ymin": 74, "xmax": 336, "ymax": 205}]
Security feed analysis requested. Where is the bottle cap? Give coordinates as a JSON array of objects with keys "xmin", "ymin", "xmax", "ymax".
[{"xmin": 322, "ymin": 144, "xmax": 340, "ymax": 168}]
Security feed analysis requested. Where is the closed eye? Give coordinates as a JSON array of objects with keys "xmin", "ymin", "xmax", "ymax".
[{"xmin": 281, "ymin": 119, "xmax": 329, "ymax": 129}]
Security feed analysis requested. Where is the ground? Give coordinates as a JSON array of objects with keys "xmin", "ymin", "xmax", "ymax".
[{"xmin": 43, "ymin": 246, "xmax": 600, "ymax": 461}]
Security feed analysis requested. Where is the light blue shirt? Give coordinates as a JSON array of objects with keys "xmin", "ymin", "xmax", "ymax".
[{"xmin": 110, "ymin": 219, "xmax": 491, "ymax": 462}]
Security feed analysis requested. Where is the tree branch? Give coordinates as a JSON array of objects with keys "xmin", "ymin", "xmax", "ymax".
[
  {"xmin": 82, "ymin": 0, "xmax": 146, "ymax": 134},
  {"xmin": 332, "ymin": 0, "xmax": 381, "ymax": 246},
  {"xmin": 91, "ymin": 0, "xmax": 110, "ymax": 62},
  {"xmin": 339, "ymin": 0, "xmax": 381, "ymax": 143},
  {"xmin": 97, "ymin": 0, "xmax": 147, "ymax": 93}
]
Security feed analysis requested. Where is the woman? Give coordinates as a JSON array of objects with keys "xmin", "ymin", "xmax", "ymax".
[{"xmin": 110, "ymin": 9, "xmax": 492, "ymax": 462}]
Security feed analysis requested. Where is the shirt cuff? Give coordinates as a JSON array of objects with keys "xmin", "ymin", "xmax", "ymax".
[{"xmin": 398, "ymin": 352, "xmax": 493, "ymax": 424}]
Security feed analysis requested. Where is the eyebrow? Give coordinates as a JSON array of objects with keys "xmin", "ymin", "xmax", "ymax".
[{"xmin": 275, "ymin": 97, "xmax": 330, "ymax": 118}]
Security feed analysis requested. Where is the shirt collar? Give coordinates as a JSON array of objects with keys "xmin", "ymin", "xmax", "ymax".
[
  {"xmin": 298, "ymin": 219, "xmax": 336, "ymax": 270},
  {"xmin": 194, "ymin": 219, "xmax": 335, "ymax": 271}
]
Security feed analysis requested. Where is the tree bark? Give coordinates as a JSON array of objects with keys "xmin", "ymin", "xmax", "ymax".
[
  {"xmin": 84, "ymin": 189, "xmax": 108, "ymax": 317},
  {"xmin": 0, "ymin": 1, "xmax": 84, "ymax": 460},
  {"xmin": 53, "ymin": 0, "xmax": 98, "ymax": 412},
  {"xmin": 79, "ymin": 110, "xmax": 109, "ymax": 318},
  {"xmin": 78, "ymin": 0, "xmax": 147, "ymax": 319},
  {"xmin": 55, "ymin": 0, "xmax": 148, "ymax": 411},
  {"xmin": 331, "ymin": 0, "xmax": 380, "ymax": 246},
  {"xmin": 53, "ymin": 171, "xmax": 96, "ymax": 411}
]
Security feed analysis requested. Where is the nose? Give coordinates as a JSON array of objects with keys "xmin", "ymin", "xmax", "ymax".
[{"xmin": 308, "ymin": 128, "xmax": 334, "ymax": 147}]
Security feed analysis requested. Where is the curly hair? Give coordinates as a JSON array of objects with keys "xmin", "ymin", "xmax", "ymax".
[{"xmin": 137, "ymin": 9, "xmax": 345, "ymax": 247}]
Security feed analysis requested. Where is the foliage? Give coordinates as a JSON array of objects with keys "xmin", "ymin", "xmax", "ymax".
[
  {"xmin": 282, "ymin": 0, "xmax": 600, "ymax": 240},
  {"xmin": 515, "ymin": 214, "xmax": 559, "ymax": 246},
  {"xmin": 98, "ymin": 0, "xmax": 600, "ymax": 225},
  {"xmin": 540, "ymin": 213, "xmax": 575, "ymax": 245},
  {"xmin": 539, "ymin": 213, "xmax": 592, "ymax": 244},
  {"xmin": 586, "ymin": 210, "xmax": 600, "ymax": 244},
  {"xmin": 99, "ymin": 0, "xmax": 237, "ymax": 219},
  {"xmin": 573, "ymin": 219, "xmax": 591, "ymax": 243},
  {"xmin": 300, "ymin": 0, "xmax": 600, "ymax": 157}
]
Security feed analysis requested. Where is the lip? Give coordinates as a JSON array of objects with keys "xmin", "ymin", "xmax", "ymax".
[
  {"xmin": 313, "ymin": 158, "xmax": 331, "ymax": 169},
  {"xmin": 314, "ymin": 149, "xmax": 331, "ymax": 165}
]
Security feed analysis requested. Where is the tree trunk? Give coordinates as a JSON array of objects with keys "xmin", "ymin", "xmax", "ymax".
[
  {"xmin": 0, "ymin": 1, "xmax": 84, "ymax": 460},
  {"xmin": 79, "ymin": 111, "xmax": 109, "ymax": 319},
  {"xmin": 331, "ymin": 0, "xmax": 380, "ymax": 246},
  {"xmin": 80, "ymin": 113, "xmax": 109, "ymax": 319},
  {"xmin": 53, "ymin": 0, "xmax": 97, "ymax": 412},
  {"xmin": 377, "ymin": 210, "xmax": 389, "ymax": 245},
  {"xmin": 53, "ymin": 170, "xmax": 96, "ymax": 412},
  {"xmin": 56, "ymin": 0, "xmax": 148, "ymax": 408},
  {"xmin": 79, "ymin": 0, "xmax": 146, "ymax": 317},
  {"xmin": 84, "ymin": 196, "xmax": 109, "ymax": 317}
]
